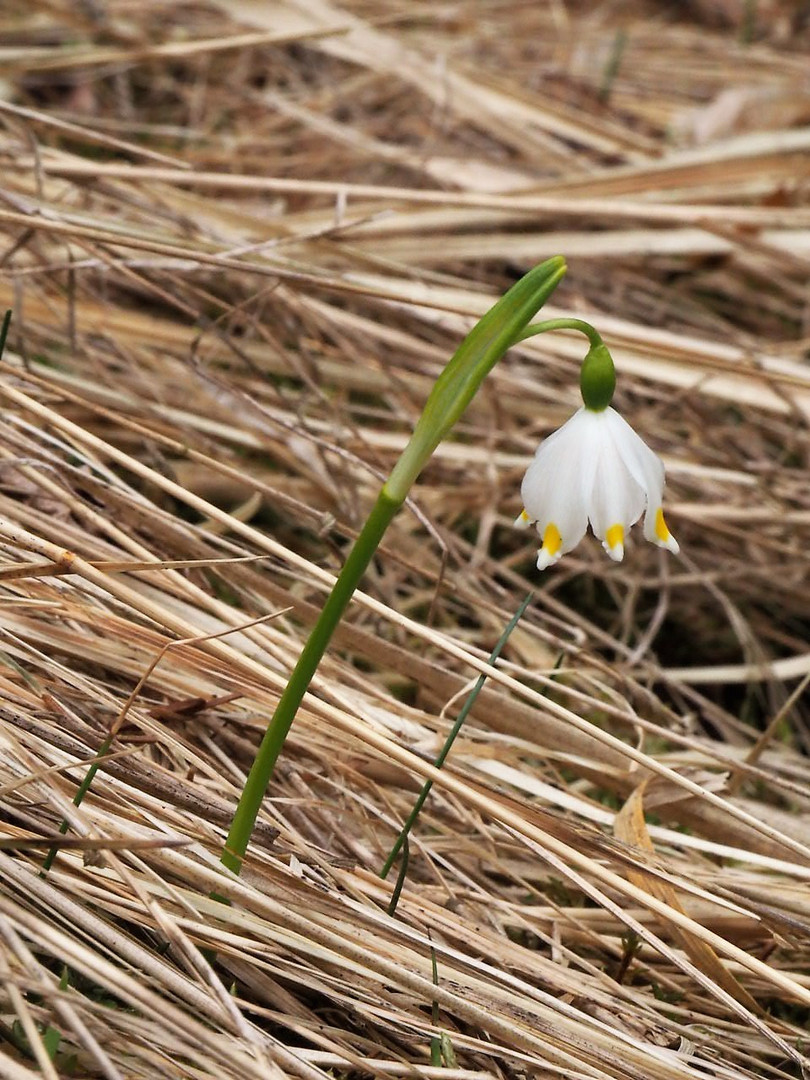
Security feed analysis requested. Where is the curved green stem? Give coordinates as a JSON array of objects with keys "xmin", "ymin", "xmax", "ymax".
[
  {"xmin": 515, "ymin": 317, "xmax": 615, "ymax": 409},
  {"xmin": 514, "ymin": 317, "xmax": 603, "ymax": 349}
]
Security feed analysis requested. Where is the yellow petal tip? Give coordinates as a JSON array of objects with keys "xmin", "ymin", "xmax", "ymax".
[
  {"xmin": 605, "ymin": 523, "xmax": 624, "ymax": 550},
  {"xmin": 604, "ymin": 523, "xmax": 624, "ymax": 561},
  {"xmin": 655, "ymin": 508, "xmax": 679, "ymax": 552},
  {"xmin": 536, "ymin": 522, "xmax": 563, "ymax": 570},
  {"xmin": 542, "ymin": 522, "xmax": 562, "ymax": 557}
]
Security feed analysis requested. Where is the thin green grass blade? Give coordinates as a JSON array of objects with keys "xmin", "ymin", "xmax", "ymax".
[{"xmin": 381, "ymin": 592, "xmax": 534, "ymax": 886}]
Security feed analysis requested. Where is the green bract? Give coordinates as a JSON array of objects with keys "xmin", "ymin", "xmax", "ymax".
[{"xmin": 386, "ymin": 256, "xmax": 567, "ymax": 502}]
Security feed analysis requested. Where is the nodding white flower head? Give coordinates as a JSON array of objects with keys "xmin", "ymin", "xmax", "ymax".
[{"xmin": 514, "ymin": 344, "xmax": 678, "ymax": 570}]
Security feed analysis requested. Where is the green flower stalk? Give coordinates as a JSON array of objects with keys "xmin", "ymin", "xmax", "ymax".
[{"xmin": 221, "ymin": 256, "xmax": 567, "ymax": 875}]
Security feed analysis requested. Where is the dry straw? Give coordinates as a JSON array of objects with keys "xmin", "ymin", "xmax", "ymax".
[{"xmin": 0, "ymin": 2, "xmax": 809, "ymax": 1078}]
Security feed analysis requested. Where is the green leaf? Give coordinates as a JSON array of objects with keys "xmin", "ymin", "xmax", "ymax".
[{"xmin": 386, "ymin": 257, "xmax": 566, "ymax": 500}]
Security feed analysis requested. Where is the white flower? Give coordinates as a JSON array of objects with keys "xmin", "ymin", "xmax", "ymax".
[{"xmin": 515, "ymin": 406, "xmax": 679, "ymax": 570}]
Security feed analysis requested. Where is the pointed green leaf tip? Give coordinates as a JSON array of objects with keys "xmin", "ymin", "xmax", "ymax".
[
  {"xmin": 386, "ymin": 256, "xmax": 567, "ymax": 501},
  {"xmin": 579, "ymin": 342, "xmax": 616, "ymax": 411}
]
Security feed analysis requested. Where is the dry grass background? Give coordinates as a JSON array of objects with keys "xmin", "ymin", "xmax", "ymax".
[{"xmin": 0, "ymin": 1, "xmax": 810, "ymax": 1077}]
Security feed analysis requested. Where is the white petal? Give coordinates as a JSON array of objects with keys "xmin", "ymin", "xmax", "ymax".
[
  {"xmin": 604, "ymin": 533, "xmax": 624, "ymax": 561},
  {"xmin": 536, "ymin": 545, "xmax": 562, "ymax": 571},
  {"xmin": 607, "ymin": 411, "xmax": 680, "ymax": 552},
  {"xmin": 586, "ymin": 413, "xmax": 645, "ymax": 541},
  {"xmin": 602, "ymin": 409, "xmax": 667, "ymax": 540},
  {"xmin": 521, "ymin": 408, "xmax": 592, "ymax": 555}
]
